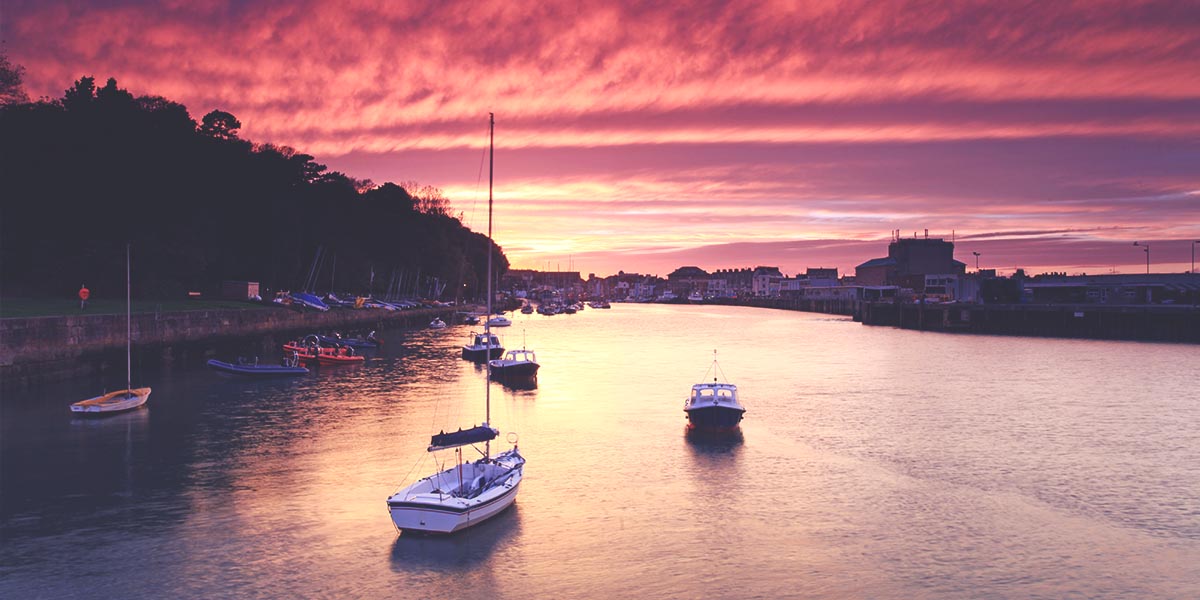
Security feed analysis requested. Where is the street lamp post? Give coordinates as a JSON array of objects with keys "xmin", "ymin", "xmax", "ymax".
[
  {"xmin": 972, "ymin": 251, "xmax": 981, "ymax": 271},
  {"xmin": 1133, "ymin": 241, "xmax": 1150, "ymax": 274},
  {"xmin": 1193, "ymin": 240, "xmax": 1199, "ymax": 274}
]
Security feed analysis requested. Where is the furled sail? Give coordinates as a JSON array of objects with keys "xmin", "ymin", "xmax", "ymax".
[{"xmin": 428, "ymin": 424, "xmax": 499, "ymax": 452}]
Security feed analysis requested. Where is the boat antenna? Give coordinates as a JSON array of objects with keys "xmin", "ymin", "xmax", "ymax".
[
  {"xmin": 126, "ymin": 242, "xmax": 131, "ymax": 392},
  {"xmin": 485, "ymin": 112, "xmax": 494, "ymax": 459},
  {"xmin": 705, "ymin": 349, "xmax": 728, "ymax": 384}
]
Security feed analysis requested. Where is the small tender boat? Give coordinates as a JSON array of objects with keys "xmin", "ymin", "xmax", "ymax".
[
  {"xmin": 429, "ymin": 318, "xmax": 448, "ymax": 329},
  {"xmin": 318, "ymin": 331, "xmax": 381, "ymax": 348},
  {"xmin": 486, "ymin": 315, "xmax": 512, "ymax": 327},
  {"xmin": 489, "ymin": 348, "xmax": 539, "ymax": 381},
  {"xmin": 207, "ymin": 354, "xmax": 309, "ymax": 376},
  {"xmin": 520, "ymin": 305, "xmax": 534, "ymax": 314},
  {"xmin": 684, "ymin": 351, "xmax": 746, "ymax": 431},
  {"xmin": 461, "ymin": 331, "xmax": 503, "ymax": 362},
  {"xmin": 283, "ymin": 335, "xmax": 365, "ymax": 366},
  {"xmin": 72, "ymin": 387, "xmax": 152, "ymax": 415}
]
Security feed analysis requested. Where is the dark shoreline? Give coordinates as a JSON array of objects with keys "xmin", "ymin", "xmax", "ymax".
[
  {"xmin": 0, "ymin": 305, "xmax": 461, "ymax": 389},
  {"xmin": 6, "ymin": 299, "xmax": 1195, "ymax": 391},
  {"xmin": 717, "ymin": 297, "xmax": 1200, "ymax": 344}
]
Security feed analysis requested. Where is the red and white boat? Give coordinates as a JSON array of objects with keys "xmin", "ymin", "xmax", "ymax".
[{"xmin": 283, "ymin": 335, "xmax": 365, "ymax": 366}]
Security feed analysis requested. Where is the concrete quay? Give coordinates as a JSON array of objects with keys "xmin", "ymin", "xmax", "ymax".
[
  {"xmin": 709, "ymin": 297, "xmax": 1199, "ymax": 344},
  {"xmin": 1, "ymin": 305, "xmax": 460, "ymax": 389},
  {"xmin": 858, "ymin": 302, "xmax": 1200, "ymax": 343}
]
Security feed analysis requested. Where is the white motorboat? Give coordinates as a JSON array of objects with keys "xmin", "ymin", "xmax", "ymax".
[
  {"xmin": 461, "ymin": 331, "xmax": 503, "ymax": 362},
  {"xmin": 389, "ymin": 113, "xmax": 525, "ymax": 534},
  {"xmin": 429, "ymin": 317, "xmax": 448, "ymax": 329},
  {"xmin": 486, "ymin": 315, "xmax": 512, "ymax": 327},
  {"xmin": 489, "ymin": 348, "xmax": 540, "ymax": 381},
  {"xmin": 683, "ymin": 351, "xmax": 746, "ymax": 431}
]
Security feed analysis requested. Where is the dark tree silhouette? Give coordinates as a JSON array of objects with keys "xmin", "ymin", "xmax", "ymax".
[
  {"xmin": 0, "ymin": 76, "xmax": 507, "ymax": 302},
  {"xmin": 199, "ymin": 109, "xmax": 242, "ymax": 140},
  {"xmin": 62, "ymin": 76, "xmax": 96, "ymax": 110},
  {"xmin": 0, "ymin": 52, "xmax": 29, "ymax": 106}
]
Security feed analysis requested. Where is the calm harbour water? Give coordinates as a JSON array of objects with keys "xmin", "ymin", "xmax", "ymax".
[{"xmin": 2, "ymin": 303, "xmax": 1199, "ymax": 599}]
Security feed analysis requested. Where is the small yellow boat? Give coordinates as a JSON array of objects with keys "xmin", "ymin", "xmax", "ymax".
[
  {"xmin": 71, "ymin": 387, "xmax": 152, "ymax": 415},
  {"xmin": 72, "ymin": 244, "xmax": 152, "ymax": 416}
]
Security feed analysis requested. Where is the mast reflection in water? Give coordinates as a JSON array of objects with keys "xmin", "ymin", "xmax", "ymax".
[{"xmin": 3, "ymin": 303, "xmax": 1200, "ymax": 598}]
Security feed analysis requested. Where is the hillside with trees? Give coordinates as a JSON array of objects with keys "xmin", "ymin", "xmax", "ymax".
[{"xmin": 0, "ymin": 58, "xmax": 505, "ymax": 302}]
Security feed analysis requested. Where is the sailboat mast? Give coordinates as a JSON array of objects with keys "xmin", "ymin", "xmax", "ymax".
[
  {"xmin": 126, "ymin": 243, "xmax": 131, "ymax": 391},
  {"xmin": 485, "ymin": 112, "xmax": 494, "ymax": 458}
]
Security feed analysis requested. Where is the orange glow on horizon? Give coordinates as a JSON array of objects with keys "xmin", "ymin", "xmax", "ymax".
[{"xmin": 5, "ymin": 0, "xmax": 1199, "ymax": 277}]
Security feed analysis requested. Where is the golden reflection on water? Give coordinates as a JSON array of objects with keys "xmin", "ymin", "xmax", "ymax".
[{"xmin": 4, "ymin": 304, "xmax": 1200, "ymax": 598}]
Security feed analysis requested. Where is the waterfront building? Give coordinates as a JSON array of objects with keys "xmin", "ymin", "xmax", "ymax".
[
  {"xmin": 667, "ymin": 266, "xmax": 712, "ymax": 297},
  {"xmin": 805, "ymin": 268, "xmax": 839, "ymax": 287},
  {"xmin": 1021, "ymin": 273, "xmax": 1200, "ymax": 305},
  {"xmin": 752, "ymin": 266, "xmax": 783, "ymax": 297},
  {"xmin": 855, "ymin": 236, "xmax": 966, "ymax": 291},
  {"xmin": 923, "ymin": 274, "xmax": 981, "ymax": 303},
  {"xmin": 712, "ymin": 268, "xmax": 755, "ymax": 296}
]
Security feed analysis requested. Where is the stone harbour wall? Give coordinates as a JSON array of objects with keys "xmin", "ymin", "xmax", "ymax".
[{"xmin": 0, "ymin": 305, "xmax": 459, "ymax": 388}]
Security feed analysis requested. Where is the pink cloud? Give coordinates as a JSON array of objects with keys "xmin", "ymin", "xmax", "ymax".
[{"xmin": 4, "ymin": 0, "xmax": 1199, "ymax": 276}]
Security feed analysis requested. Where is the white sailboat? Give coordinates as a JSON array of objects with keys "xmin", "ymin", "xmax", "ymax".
[
  {"xmin": 388, "ymin": 113, "xmax": 525, "ymax": 534},
  {"xmin": 71, "ymin": 244, "xmax": 151, "ymax": 415}
]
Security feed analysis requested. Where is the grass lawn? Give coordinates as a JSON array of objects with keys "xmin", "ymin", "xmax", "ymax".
[{"xmin": 1, "ymin": 297, "xmax": 278, "ymax": 318}]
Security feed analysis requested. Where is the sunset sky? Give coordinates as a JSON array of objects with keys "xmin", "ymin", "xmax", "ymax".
[{"xmin": 5, "ymin": 0, "xmax": 1200, "ymax": 277}]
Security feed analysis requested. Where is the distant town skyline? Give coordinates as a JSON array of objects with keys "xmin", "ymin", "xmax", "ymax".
[{"xmin": 6, "ymin": 1, "xmax": 1200, "ymax": 277}]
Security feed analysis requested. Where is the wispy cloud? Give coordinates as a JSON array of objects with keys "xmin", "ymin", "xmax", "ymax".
[{"xmin": 6, "ymin": 0, "xmax": 1200, "ymax": 275}]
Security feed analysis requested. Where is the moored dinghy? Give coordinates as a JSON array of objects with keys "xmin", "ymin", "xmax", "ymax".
[
  {"xmin": 207, "ymin": 353, "xmax": 309, "ymax": 376},
  {"xmin": 72, "ymin": 388, "xmax": 152, "ymax": 415},
  {"xmin": 489, "ymin": 348, "xmax": 540, "ymax": 381},
  {"xmin": 684, "ymin": 350, "xmax": 746, "ymax": 431},
  {"xmin": 71, "ymin": 244, "xmax": 151, "ymax": 416},
  {"xmin": 461, "ymin": 331, "xmax": 503, "ymax": 362}
]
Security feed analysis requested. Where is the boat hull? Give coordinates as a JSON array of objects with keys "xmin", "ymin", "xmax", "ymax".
[
  {"xmin": 685, "ymin": 405, "xmax": 745, "ymax": 431},
  {"xmin": 282, "ymin": 343, "xmax": 365, "ymax": 366},
  {"xmin": 387, "ymin": 452, "xmax": 525, "ymax": 534},
  {"xmin": 388, "ymin": 478, "xmax": 522, "ymax": 535},
  {"xmin": 71, "ymin": 387, "xmax": 152, "ymax": 415},
  {"xmin": 462, "ymin": 347, "xmax": 504, "ymax": 362},
  {"xmin": 489, "ymin": 362, "xmax": 540, "ymax": 379},
  {"xmin": 206, "ymin": 359, "xmax": 308, "ymax": 376}
]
